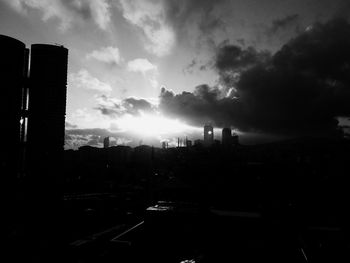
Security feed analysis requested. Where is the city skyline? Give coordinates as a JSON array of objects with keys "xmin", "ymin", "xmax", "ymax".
[
  {"xmin": 1, "ymin": 0, "xmax": 350, "ymax": 149},
  {"xmin": 3, "ymin": 2, "xmax": 350, "ymax": 261}
]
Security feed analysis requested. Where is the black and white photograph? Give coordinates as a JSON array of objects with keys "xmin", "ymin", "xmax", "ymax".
[{"xmin": 2, "ymin": 0, "xmax": 350, "ymax": 262}]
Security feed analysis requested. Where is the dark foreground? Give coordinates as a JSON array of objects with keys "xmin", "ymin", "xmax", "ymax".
[
  {"xmin": 66, "ymin": 201, "xmax": 348, "ymax": 263},
  {"xmin": 5, "ymin": 138, "xmax": 350, "ymax": 262}
]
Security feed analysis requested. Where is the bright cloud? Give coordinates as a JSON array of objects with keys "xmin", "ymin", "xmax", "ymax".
[
  {"xmin": 127, "ymin": 58, "xmax": 157, "ymax": 72},
  {"xmin": 69, "ymin": 69, "xmax": 112, "ymax": 93},
  {"xmin": 127, "ymin": 58, "xmax": 159, "ymax": 88},
  {"xmin": 118, "ymin": 0, "xmax": 175, "ymax": 56},
  {"xmin": 67, "ymin": 107, "xmax": 113, "ymax": 130},
  {"xmin": 114, "ymin": 112, "xmax": 200, "ymax": 137},
  {"xmin": 94, "ymin": 94, "xmax": 200, "ymax": 138},
  {"xmin": 86, "ymin": 46, "xmax": 123, "ymax": 65},
  {"xmin": 70, "ymin": 108, "xmax": 95, "ymax": 124},
  {"xmin": 88, "ymin": 0, "xmax": 111, "ymax": 30},
  {"xmin": 65, "ymin": 106, "xmax": 201, "ymax": 149},
  {"xmin": 2, "ymin": 0, "xmax": 111, "ymax": 31}
]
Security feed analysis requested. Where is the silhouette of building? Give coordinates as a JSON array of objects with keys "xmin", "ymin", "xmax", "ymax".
[
  {"xmin": 27, "ymin": 44, "xmax": 68, "ymax": 154},
  {"xmin": 232, "ymin": 132, "xmax": 239, "ymax": 146},
  {"xmin": 194, "ymin": 139, "xmax": 203, "ymax": 146},
  {"xmin": 0, "ymin": 35, "xmax": 29, "ymax": 179},
  {"xmin": 204, "ymin": 124, "xmax": 214, "ymax": 146},
  {"xmin": 222, "ymin": 127, "xmax": 232, "ymax": 145},
  {"xmin": 221, "ymin": 127, "xmax": 239, "ymax": 147},
  {"xmin": 104, "ymin": 137, "xmax": 110, "ymax": 148},
  {"xmin": 1, "ymin": 36, "xmax": 69, "ymax": 256},
  {"xmin": 26, "ymin": 44, "xmax": 68, "ymax": 179},
  {"xmin": 106, "ymin": 145, "xmax": 132, "ymax": 165},
  {"xmin": 0, "ymin": 35, "xmax": 69, "ymax": 179},
  {"xmin": 134, "ymin": 145, "xmax": 153, "ymax": 165},
  {"xmin": 162, "ymin": 141, "xmax": 168, "ymax": 149}
]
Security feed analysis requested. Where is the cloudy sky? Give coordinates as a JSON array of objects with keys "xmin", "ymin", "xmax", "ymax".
[{"xmin": 1, "ymin": 0, "xmax": 350, "ymax": 148}]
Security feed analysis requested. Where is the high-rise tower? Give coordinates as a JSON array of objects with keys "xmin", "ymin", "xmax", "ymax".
[
  {"xmin": 26, "ymin": 44, "xmax": 68, "ymax": 181},
  {"xmin": 1, "ymin": 36, "xmax": 69, "ymax": 241},
  {"xmin": 27, "ymin": 44, "xmax": 68, "ymax": 154},
  {"xmin": 204, "ymin": 124, "xmax": 214, "ymax": 146},
  {"xmin": 0, "ymin": 35, "xmax": 29, "ymax": 178},
  {"xmin": 104, "ymin": 137, "xmax": 110, "ymax": 148},
  {"xmin": 222, "ymin": 127, "xmax": 232, "ymax": 145}
]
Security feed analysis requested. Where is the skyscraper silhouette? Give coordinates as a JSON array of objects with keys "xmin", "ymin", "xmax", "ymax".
[
  {"xmin": 0, "ymin": 35, "xmax": 68, "ymax": 179},
  {"xmin": 104, "ymin": 137, "xmax": 110, "ymax": 148},
  {"xmin": 0, "ymin": 35, "xmax": 29, "ymax": 179},
  {"xmin": 204, "ymin": 124, "xmax": 214, "ymax": 146},
  {"xmin": 27, "ymin": 44, "xmax": 68, "ymax": 156},
  {"xmin": 1, "ymin": 35, "xmax": 69, "ymax": 261},
  {"xmin": 222, "ymin": 127, "xmax": 232, "ymax": 145}
]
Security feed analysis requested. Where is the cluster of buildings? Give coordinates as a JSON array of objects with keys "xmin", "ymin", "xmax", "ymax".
[
  {"xmin": 159, "ymin": 124, "xmax": 239, "ymax": 149},
  {"xmin": 0, "ymin": 34, "xmax": 68, "ymax": 178},
  {"xmin": 201, "ymin": 124, "xmax": 239, "ymax": 147},
  {"xmin": 102, "ymin": 124, "xmax": 239, "ymax": 150}
]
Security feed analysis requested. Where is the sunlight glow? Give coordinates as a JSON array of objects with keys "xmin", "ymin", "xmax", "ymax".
[{"xmin": 116, "ymin": 113, "xmax": 199, "ymax": 137}]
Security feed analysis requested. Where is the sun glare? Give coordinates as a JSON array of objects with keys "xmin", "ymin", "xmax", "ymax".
[{"xmin": 116, "ymin": 113, "xmax": 199, "ymax": 137}]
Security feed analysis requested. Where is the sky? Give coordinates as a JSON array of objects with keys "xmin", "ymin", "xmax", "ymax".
[{"xmin": 1, "ymin": 0, "xmax": 350, "ymax": 148}]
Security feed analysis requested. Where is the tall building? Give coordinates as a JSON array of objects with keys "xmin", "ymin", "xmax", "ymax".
[
  {"xmin": 1, "ymin": 36, "xmax": 69, "ymax": 179},
  {"xmin": 232, "ymin": 132, "xmax": 239, "ymax": 146},
  {"xmin": 27, "ymin": 44, "xmax": 68, "ymax": 154},
  {"xmin": 204, "ymin": 124, "xmax": 214, "ymax": 146},
  {"xmin": 0, "ymin": 35, "xmax": 29, "ymax": 178},
  {"xmin": 222, "ymin": 127, "xmax": 239, "ymax": 147},
  {"xmin": 104, "ymin": 137, "xmax": 110, "ymax": 148},
  {"xmin": 186, "ymin": 139, "xmax": 192, "ymax": 148},
  {"xmin": 162, "ymin": 141, "xmax": 168, "ymax": 149},
  {"xmin": 222, "ymin": 127, "xmax": 232, "ymax": 145},
  {"xmin": 1, "ymin": 36, "xmax": 69, "ymax": 241},
  {"xmin": 26, "ymin": 44, "xmax": 68, "ymax": 179}
]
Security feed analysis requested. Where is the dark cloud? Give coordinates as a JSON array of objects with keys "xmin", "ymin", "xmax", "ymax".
[
  {"xmin": 65, "ymin": 121, "xmax": 78, "ymax": 129},
  {"xmin": 95, "ymin": 95, "xmax": 155, "ymax": 117},
  {"xmin": 215, "ymin": 43, "xmax": 271, "ymax": 73},
  {"xmin": 159, "ymin": 19, "xmax": 350, "ymax": 137},
  {"xmin": 236, "ymin": 38, "xmax": 246, "ymax": 47},
  {"xmin": 269, "ymin": 14, "xmax": 300, "ymax": 34},
  {"xmin": 123, "ymin": 98, "xmax": 154, "ymax": 115},
  {"xmin": 159, "ymin": 85, "xmax": 242, "ymax": 128},
  {"xmin": 199, "ymin": 65, "xmax": 207, "ymax": 71},
  {"xmin": 184, "ymin": 58, "xmax": 209, "ymax": 73},
  {"xmin": 334, "ymin": 0, "xmax": 350, "ymax": 20},
  {"xmin": 95, "ymin": 94, "xmax": 121, "ymax": 116},
  {"xmin": 214, "ymin": 42, "xmax": 271, "ymax": 88},
  {"xmin": 97, "ymin": 106, "xmax": 120, "ymax": 116},
  {"xmin": 185, "ymin": 40, "xmax": 270, "ymax": 76},
  {"xmin": 164, "ymin": 0, "xmax": 228, "ymax": 45},
  {"xmin": 184, "ymin": 58, "xmax": 197, "ymax": 74}
]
